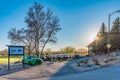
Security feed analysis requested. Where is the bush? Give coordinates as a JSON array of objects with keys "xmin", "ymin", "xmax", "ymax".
[
  {"xmin": 77, "ymin": 62, "xmax": 81, "ymax": 67},
  {"xmin": 77, "ymin": 60, "xmax": 92, "ymax": 67},
  {"xmin": 87, "ymin": 64, "xmax": 91, "ymax": 67},
  {"xmin": 93, "ymin": 59, "xmax": 99, "ymax": 65}
]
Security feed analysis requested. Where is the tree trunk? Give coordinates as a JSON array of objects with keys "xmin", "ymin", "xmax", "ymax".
[
  {"xmin": 35, "ymin": 42, "xmax": 40, "ymax": 57},
  {"xmin": 41, "ymin": 41, "xmax": 47, "ymax": 56},
  {"xmin": 28, "ymin": 45, "xmax": 31, "ymax": 56}
]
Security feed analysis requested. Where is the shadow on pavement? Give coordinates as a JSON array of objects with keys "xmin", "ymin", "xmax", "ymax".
[{"xmin": 49, "ymin": 61, "xmax": 80, "ymax": 80}]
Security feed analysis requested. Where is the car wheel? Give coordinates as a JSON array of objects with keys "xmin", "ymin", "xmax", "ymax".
[
  {"xmin": 36, "ymin": 60, "xmax": 42, "ymax": 64},
  {"xmin": 29, "ymin": 61, "xmax": 32, "ymax": 65}
]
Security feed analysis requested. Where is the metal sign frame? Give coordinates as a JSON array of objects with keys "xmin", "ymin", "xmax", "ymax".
[{"xmin": 7, "ymin": 45, "xmax": 25, "ymax": 70}]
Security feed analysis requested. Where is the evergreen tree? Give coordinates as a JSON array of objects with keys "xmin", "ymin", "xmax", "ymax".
[
  {"xmin": 97, "ymin": 22, "xmax": 107, "ymax": 36},
  {"xmin": 111, "ymin": 17, "xmax": 120, "ymax": 34},
  {"xmin": 110, "ymin": 17, "xmax": 120, "ymax": 51},
  {"xmin": 96, "ymin": 22, "xmax": 107, "ymax": 54}
]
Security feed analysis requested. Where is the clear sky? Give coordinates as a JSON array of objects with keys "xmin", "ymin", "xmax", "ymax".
[{"xmin": 0, "ymin": 0, "xmax": 120, "ymax": 51}]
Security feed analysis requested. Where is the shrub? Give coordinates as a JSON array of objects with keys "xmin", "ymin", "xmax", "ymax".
[
  {"xmin": 77, "ymin": 62, "xmax": 81, "ymax": 67},
  {"xmin": 87, "ymin": 64, "xmax": 91, "ymax": 67},
  {"xmin": 93, "ymin": 59, "xmax": 99, "ymax": 65}
]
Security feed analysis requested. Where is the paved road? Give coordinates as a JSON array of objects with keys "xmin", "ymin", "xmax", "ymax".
[{"xmin": 0, "ymin": 61, "xmax": 120, "ymax": 80}]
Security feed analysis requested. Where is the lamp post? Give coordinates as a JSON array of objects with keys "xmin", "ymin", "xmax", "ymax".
[{"xmin": 107, "ymin": 10, "xmax": 120, "ymax": 56}]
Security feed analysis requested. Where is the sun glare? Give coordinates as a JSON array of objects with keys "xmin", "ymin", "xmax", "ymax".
[{"xmin": 89, "ymin": 33, "xmax": 97, "ymax": 43}]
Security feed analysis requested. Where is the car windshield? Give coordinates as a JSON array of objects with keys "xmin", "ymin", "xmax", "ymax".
[{"xmin": 24, "ymin": 56, "xmax": 31, "ymax": 59}]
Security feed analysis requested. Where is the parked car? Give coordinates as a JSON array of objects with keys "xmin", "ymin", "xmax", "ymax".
[{"xmin": 23, "ymin": 56, "xmax": 43, "ymax": 65}]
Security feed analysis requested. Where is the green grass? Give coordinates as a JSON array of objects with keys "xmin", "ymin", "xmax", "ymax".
[{"xmin": 0, "ymin": 56, "xmax": 22, "ymax": 64}]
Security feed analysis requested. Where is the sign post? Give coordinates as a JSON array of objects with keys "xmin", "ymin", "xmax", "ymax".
[
  {"xmin": 7, "ymin": 45, "xmax": 25, "ymax": 70},
  {"xmin": 107, "ymin": 44, "xmax": 111, "ymax": 48}
]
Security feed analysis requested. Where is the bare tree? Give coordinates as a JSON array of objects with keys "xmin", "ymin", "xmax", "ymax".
[
  {"xmin": 40, "ymin": 16, "xmax": 61, "ymax": 54},
  {"xmin": 63, "ymin": 46, "xmax": 75, "ymax": 54},
  {"xmin": 8, "ymin": 2, "xmax": 61, "ymax": 57},
  {"xmin": 8, "ymin": 28, "xmax": 35, "ymax": 55}
]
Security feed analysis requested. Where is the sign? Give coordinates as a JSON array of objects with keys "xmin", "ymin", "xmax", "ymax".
[
  {"xmin": 7, "ymin": 45, "xmax": 25, "ymax": 70},
  {"xmin": 9, "ymin": 47, "xmax": 24, "ymax": 55},
  {"xmin": 107, "ymin": 44, "xmax": 111, "ymax": 48}
]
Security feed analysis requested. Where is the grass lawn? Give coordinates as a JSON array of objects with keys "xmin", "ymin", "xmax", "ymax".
[{"xmin": 0, "ymin": 55, "xmax": 22, "ymax": 64}]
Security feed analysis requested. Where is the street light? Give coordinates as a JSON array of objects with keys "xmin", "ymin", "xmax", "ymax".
[{"xmin": 107, "ymin": 10, "xmax": 120, "ymax": 56}]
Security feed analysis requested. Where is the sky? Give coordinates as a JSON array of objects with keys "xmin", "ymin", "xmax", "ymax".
[{"xmin": 0, "ymin": 0, "xmax": 120, "ymax": 51}]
